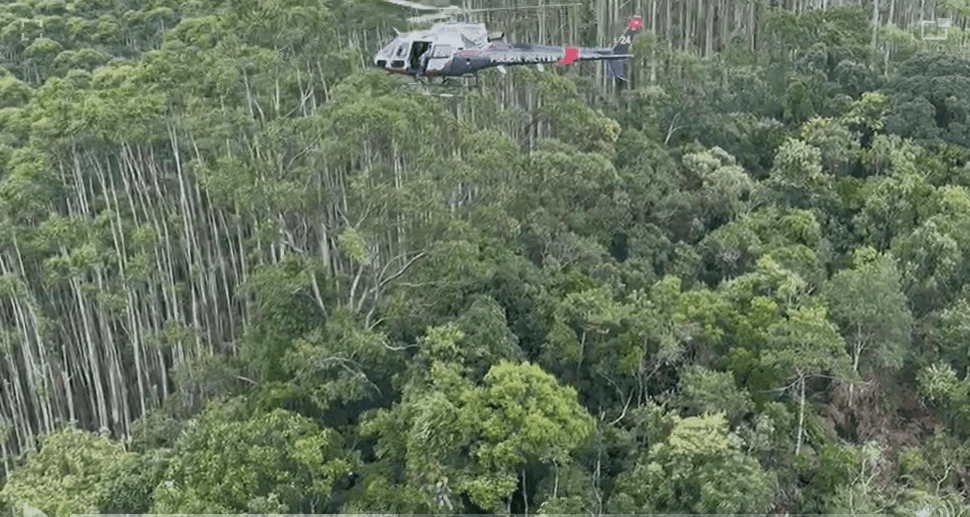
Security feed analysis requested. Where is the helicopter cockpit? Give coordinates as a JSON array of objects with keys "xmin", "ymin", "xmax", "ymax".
[{"xmin": 375, "ymin": 37, "xmax": 410, "ymax": 69}]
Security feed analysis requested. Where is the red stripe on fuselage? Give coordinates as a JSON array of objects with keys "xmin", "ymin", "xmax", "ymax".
[{"xmin": 557, "ymin": 47, "xmax": 579, "ymax": 65}]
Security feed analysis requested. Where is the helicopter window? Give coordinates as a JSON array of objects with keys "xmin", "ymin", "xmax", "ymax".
[
  {"xmin": 396, "ymin": 43, "xmax": 407, "ymax": 57},
  {"xmin": 380, "ymin": 38, "xmax": 399, "ymax": 56},
  {"xmin": 431, "ymin": 45, "xmax": 453, "ymax": 58}
]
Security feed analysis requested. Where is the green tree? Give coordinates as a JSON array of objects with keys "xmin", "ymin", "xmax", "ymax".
[
  {"xmin": 0, "ymin": 427, "xmax": 129, "ymax": 517},
  {"xmin": 366, "ymin": 360, "xmax": 594, "ymax": 514},
  {"xmin": 917, "ymin": 363, "xmax": 970, "ymax": 431},
  {"xmin": 886, "ymin": 52, "xmax": 970, "ymax": 147},
  {"xmin": 676, "ymin": 365, "xmax": 754, "ymax": 425},
  {"xmin": 531, "ymin": 461, "xmax": 600, "ymax": 515},
  {"xmin": 891, "ymin": 185, "xmax": 970, "ymax": 314},
  {"xmin": 824, "ymin": 442, "xmax": 889, "ymax": 514},
  {"xmin": 824, "ymin": 246, "xmax": 912, "ymax": 374},
  {"xmin": 800, "ymin": 116, "xmax": 860, "ymax": 175},
  {"xmin": 241, "ymin": 258, "xmax": 322, "ymax": 382},
  {"xmin": 762, "ymin": 304, "xmax": 852, "ymax": 454},
  {"xmin": 608, "ymin": 413, "xmax": 772, "ymax": 514},
  {"xmin": 540, "ymin": 284, "xmax": 630, "ymax": 394},
  {"xmin": 841, "ymin": 91, "xmax": 890, "ymax": 145},
  {"xmin": 150, "ymin": 400, "xmax": 355, "ymax": 513},
  {"xmin": 854, "ymin": 144, "xmax": 936, "ymax": 250},
  {"xmin": 95, "ymin": 449, "xmax": 172, "ymax": 514},
  {"xmin": 459, "ymin": 361, "xmax": 596, "ymax": 513},
  {"xmin": 897, "ymin": 427, "xmax": 970, "ymax": 497},
  {"xmin": 339, "ymin": 461, "xmax": 435, "ymax": 514},
  {"xmin": 763, "ymin": 137, "xmax": 834, "ymax": 210},
  {"xmin": 682, "ymin": 146, "xmax": 754, "ymax": 228},
  {"xmin": 280, "ymin": 306, "xmax": 398, "ymax": 420},
  {"xmin": 925, "ymin": 298, "xmax": 970, "ymax": 376}
]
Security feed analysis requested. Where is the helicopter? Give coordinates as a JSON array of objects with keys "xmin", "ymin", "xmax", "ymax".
[{"xmin": 373, "ymin": 0, "xmax": 642, "ymax": 93}]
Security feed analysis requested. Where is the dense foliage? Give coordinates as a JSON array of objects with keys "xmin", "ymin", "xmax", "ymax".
[{"xmin": 1, "ymin": 0, "xmax": 970, "ymax": 515}]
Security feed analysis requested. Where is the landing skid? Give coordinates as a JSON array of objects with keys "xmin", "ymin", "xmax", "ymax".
[{"xmin": 397, "ymin": 75, "xmax": 480, "ymax": 97}]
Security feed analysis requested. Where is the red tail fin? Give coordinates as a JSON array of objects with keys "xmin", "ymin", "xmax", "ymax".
[{"xmin": 613, "ymin": 15, "xmax": 643, "ymax": 54}]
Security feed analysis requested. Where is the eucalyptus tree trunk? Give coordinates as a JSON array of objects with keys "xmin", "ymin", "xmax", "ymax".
[
  {"xmin": 872, "ymin": 0, "xmax": 880, "ymax": 52},
  {"xmin": 796, "ymin": 373, "xmax": 806, "ymax": 455}
]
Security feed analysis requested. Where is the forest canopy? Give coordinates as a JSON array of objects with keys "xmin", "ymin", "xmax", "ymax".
[{"xmin": 1, "ymin": 0, "xmax": 970, "ymax": 515}]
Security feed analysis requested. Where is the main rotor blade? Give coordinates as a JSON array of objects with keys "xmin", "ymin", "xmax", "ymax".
[
  {"xmin": 405, "ymin": 2, "xmax": 581, "ymax": 24},
  {"xmin": 406, "ymin": 2, "xmax": 581, "ymax": 23},
  {"xmin": 381, "ymin": 0, "xmax": 442, "ymax": 11},
  {"xmin": 408, "ymin": 10, "xmax": 460, "ymax": 23},
  {"xmin": 465, "ymin": 3, "xmax": 580, "ymax": 13}
]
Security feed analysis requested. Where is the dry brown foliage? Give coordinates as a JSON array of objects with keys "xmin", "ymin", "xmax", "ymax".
[{"xmin": 820, "ymin": 375, "xmax": 938, "ymax": 492}]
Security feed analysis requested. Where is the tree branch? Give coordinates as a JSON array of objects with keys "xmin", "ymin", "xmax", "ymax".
[{"xmin": 378, "ymin": 251, "xmax": 426, "ymax": 289}]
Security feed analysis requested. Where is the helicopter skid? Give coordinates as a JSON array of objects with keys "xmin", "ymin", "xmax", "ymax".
[{"xmin": 398, "ymin": 75, "xmax": 477, "ymax": 97}]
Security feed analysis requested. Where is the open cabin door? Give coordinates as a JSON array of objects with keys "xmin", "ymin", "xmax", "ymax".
[{"xmin": 408, "ymin": 41, "xmax": 432, "ymax": 71}]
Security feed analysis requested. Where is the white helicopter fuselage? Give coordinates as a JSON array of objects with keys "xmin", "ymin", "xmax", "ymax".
[
  {"xmin": 373, "ymin": 21, "xmax": 492, "ymax": 76},
  {"xmin": 372, "ymin": 14, "xmax": 641, "ymax": 81}
]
